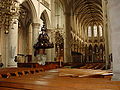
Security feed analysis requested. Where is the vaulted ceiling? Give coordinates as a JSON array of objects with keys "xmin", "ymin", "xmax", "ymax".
[{"xmin": 60, "ymin": 0, "xmax": 103, "ymax": 26}]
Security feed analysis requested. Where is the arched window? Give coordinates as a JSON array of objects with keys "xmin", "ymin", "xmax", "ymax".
[
  {"xmin": 99, "ymin": 25, "xmax": 103, "ymax": 37},
  {"xmin": 93, "ymin": 25, "xmax": 97, "ymax": 37},
  {"xmin": 88, "ymin": 26, "xmax": 92, "ymax": 37}
]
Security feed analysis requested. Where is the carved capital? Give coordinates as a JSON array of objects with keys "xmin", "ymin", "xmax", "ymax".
[{"xmin": 32, "ymin": 23, "xmax": 40, "ymax": 28}]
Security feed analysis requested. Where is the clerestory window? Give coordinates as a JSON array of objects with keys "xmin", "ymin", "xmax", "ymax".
[
  {"xmin": 93, "ymin": 25, "xmax": 97, "ymax": 37},
  {"xmin": 99, "ymin": 25, "xmax": 103, "ymax": 37},
  {"xmin": 88, "ymin": 26, "xmax": 92, "ymax": 37}
]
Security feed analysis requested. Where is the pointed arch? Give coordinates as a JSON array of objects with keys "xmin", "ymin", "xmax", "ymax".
[
  {"xmin": 89, "ymin": 44, "xmax": 93, "ymax": 50},
  {"xmin": 100, "ymin": 44, "xmax": 105, "ymax": 51},
  {"xmin": 100, "ymin": 44, "xmax": 104, "ymax": 49},
  {"xmin": 94, "ymin": 44, "xmax": 98, "ymax": 53},
  {"xmin": 23, "ymin": 0, "xmax": 38, "ymax": 23},
  {"xmin": 40, "ymin": 10, "xmax": 50, "ymax": 28}
]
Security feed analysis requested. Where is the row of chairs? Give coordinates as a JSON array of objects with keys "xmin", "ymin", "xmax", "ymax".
[{"xmin": 0, "ymin": 63, "xmax": 58, "ymax": 78}]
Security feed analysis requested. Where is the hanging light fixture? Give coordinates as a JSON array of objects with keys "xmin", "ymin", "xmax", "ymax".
[{"xmin": 33, "ymin": 24, "xmax": 54, "ymax": 49}]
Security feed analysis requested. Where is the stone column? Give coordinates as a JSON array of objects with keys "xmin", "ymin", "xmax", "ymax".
[
  {"xmin": 64, "ymin": 13, "xmax": 72, "ymax": 63},
  {"xmin": 102, "ymin": 0, "xmax": 109, "ymax": 69},
  {"xmin": 32, "ymin": 23, "xmax": 40, "ymax": 61},
  {"xmin": 27, "ymin": 24, "xmax": 33, "ymax": 63},
  {"xmin": 50, "ymin": 0, "xmax": 56, "ymax": 62},
  {"xmin": 46, "ymin": 30, "xmax": 52, "ymax": 62},
  {"xmin": 28, "ymin": 24, "xmax": 33, "ymax": 53},
  {"xmin": 4, "ymin": 34, "xmax": 9, "ymax": 67},
  {"xmin": 108, "ymin": 0, "xmax": 120, "ymax": 81},
  {"xmin": 51, "ymin": 31, "xmax": 56, "ymax": 62},
  {"xmin": 8, "ymin": 17, "xmax": 19, "ymax": 67}
]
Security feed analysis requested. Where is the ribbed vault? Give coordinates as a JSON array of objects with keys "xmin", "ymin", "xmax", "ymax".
[{"xmin": 60, "ymin": 0, "xmax": 103, "ymax": 26}]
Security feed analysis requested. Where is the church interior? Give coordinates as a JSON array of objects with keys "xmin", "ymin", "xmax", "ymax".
[{"xmin": 0, "ymin": 0, "xmax": 120, "ymax": 89}]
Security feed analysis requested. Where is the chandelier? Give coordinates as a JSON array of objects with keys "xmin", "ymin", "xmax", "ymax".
[
  {"xmin": 33, "ymin": 24, "xmax": 54, "ymax": 49},
  {"xmin": 0, "ymin": 0, "xmax": 20, "ymax": 34}
]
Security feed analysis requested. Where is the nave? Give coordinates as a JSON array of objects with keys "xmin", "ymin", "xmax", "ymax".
[{"xmin": 0, "ymin": 0, "xmax": 120, "ymax": 83}]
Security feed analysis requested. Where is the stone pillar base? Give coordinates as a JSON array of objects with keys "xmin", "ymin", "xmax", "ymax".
[
  {"xmin": 8, "ymin": 60, "xmax": 17, "ymax": 67},
  {"xmin": 112, "ymin": 73, "xmax": 120, "ymax": 81}
]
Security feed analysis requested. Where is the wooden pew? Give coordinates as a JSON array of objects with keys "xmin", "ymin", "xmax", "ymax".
[
  {"xmin": 0, "ymin": 63, "xmax": 58, "ymax": 78},
  {"xmin": 0, "ymin": 69, "xmax": 116, "ymax": 90},
  {"xmin": 0, "ymin": 67, "xmax": 44, "ymax": 78}
]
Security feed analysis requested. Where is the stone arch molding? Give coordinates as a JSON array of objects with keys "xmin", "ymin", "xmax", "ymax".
[
  {"xmin": 40, "ymin": 10, "xmax": 50, "ymax": 28},
  {"xmin": 20, "ymin": 0, "xmax": 38, "ymax": 23}
]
